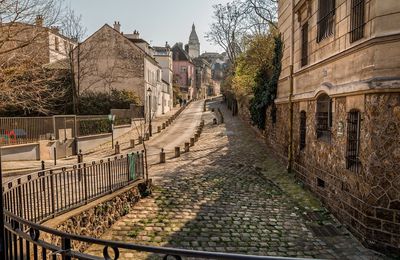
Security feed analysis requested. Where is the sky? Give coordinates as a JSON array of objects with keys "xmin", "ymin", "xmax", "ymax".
[{"xmin": 67, "ymin": 0, "xmax": 232, "ymax": 53}]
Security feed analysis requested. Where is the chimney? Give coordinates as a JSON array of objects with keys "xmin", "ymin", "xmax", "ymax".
[
  {"xmin": 51, "ymin": 26, "xmax": 59, "ymax": 34},
  {"xmin": 132, "ymin": 30, "xmax": 140, "ymax": 39},
  {"xmin": 35, "ymin": 15, "xmax": 44, "ymax": 27},
  {"xmin": 113, "ymin": 21, "xmax": 121, "ymax": 32}
]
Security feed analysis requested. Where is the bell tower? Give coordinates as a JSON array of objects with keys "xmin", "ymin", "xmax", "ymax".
[{"xmin": 188, "ymin": 23, "xmax": 200, "ymax": 58}]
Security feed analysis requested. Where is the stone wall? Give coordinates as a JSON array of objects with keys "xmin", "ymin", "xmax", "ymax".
[
  {"xmin": 287, "ymin": 92, "xmax": 400, "ymax": 254},
  {"xmin": 264, "ymin": 103, "xmax": 290, "ymax": 164},
  {"xmin": 43, "ymin": 182, "xmax": 147, "ymax": 253}
]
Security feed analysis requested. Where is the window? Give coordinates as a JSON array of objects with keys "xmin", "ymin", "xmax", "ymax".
[
  {"xmin": 350, "ymin": 0, "xmax": 365, "ymax": 43},
  {"xmin": 301, "ymin": 22, "xmax": 309, "ymax": 67},
  {"xmin": 180, "ymin": 66, "xmax": 187, "ymax": 73},
  {"xmin": 54, "ymin": 37, "xmax": 59, "ymax": 51},
  {"xmin": 316, "ymin": 94, "xmax": 332, "ymax": 141},
  {"xmin": 300, "ymin": 111, "xmax": 307, "ymax": 150},
  {"xmin": 346, "ymin": 110, "xmax": 361, "ymax": 173},
  {"xmin": 317, "ymin": 0, "xmax": 335, "ymax": 42}
]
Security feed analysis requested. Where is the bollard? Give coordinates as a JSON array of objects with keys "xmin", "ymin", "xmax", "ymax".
[
  {"xmin": 130, "ymin": 139, "xmax": 135, "ymax": 148},
  {"xmin": 53, "ymin": 147, "xmax": 57, "ymax": 165},
  {"xmin": 190, "ymin": 138, "xmax": 195, "ymax": 147},
  {"xmin": 184, "ymin": 142, "xmax": 190, "ymax": 152},
  {"xmin": 175, "ymin": 147, "xmax": 181, "ymax": 158},
  {"xmin": 138, "ymin": 136, "xmax": 143, "ymax": 144},
  {"xmin": 160, "ymin": 148, "xmax": 166, "ymax": 163},
  {"xmin": 213, "ymin": 118, "xmax": 217, "ymax": 125},
  {"xmin": 162, "ymin": 123, "xmax": 166, "ymax": 129},
  {"xmin": 115, "ymin": 141, "xmax": 120, "ymax": 154},
  {"xmin": 157, "ymin": 126, "xmax": 161, "ymax": 133},
  {"xmin": 78, "ymin": 149, "xmax": 83, "ymax": 163},
  {"xmin": 144, "ymin": 133, "xmax": 149, "ymax": 141},
  {"xmin": 166, "ymin": 121, "xmax": 169, "ymax": 127},
  {"xmin": 194, "ymin": 133, "xmax": 199, "ymax": 142}
]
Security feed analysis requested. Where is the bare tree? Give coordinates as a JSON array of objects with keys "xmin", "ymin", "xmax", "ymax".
[
  {"xmin": 60, "ymin": 6, "xmax": 86, "ymax": 113},
  {"xmin": 206, "ymin": 0, "xmax": 249, "ymax": 66},
  {"xmin": 246, "ymin": 0, "xmax": 278, "ymax": 29},
  {"xmin": 207, "ymin": 0, "xmax": 278, "ymax": 66},
  {"xmin": 0, "ymin": 0, "xmax": 62, "ymax": 55}
]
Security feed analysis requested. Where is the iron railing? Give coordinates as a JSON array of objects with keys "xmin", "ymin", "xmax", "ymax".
[
  {"xmin": 3, "ymin": 209, "xmax": 314, "ymax": 260},
  {"xmin": 3, "ymin": 152, "xmax": 145, "ymax": 224}
]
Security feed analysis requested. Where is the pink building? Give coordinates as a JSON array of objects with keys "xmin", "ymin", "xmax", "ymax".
[{"xmin": 172, "ymin": 43, "xmax": 195, "ymax": 100}]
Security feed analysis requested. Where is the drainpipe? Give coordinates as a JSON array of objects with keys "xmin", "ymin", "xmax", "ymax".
[{"xmin": 288, "ymin": 0, "xmax": 295, "ymax": 173}]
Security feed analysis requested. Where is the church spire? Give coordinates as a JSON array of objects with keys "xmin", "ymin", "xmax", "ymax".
[{"xmin": 188, "ymin": 23, "xmax": 200, "ymax": 58}]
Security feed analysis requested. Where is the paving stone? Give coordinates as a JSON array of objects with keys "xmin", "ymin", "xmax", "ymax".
[{"xmin": 85, "ymin": 100, "xmax": 387, "ymax": 260}]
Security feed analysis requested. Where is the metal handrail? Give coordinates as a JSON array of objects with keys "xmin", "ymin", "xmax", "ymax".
[{"xmin": 4, "ymin": 210, "xmax": 315, "ymax": 260}]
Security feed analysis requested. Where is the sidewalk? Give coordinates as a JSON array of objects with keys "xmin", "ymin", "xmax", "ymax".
[{"xmin": 2, "ymin": 104, "xmax": 187, "ymax": 183}]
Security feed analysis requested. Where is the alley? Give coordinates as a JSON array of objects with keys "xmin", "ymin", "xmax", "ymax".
[{"xmin": 85, "ymin": 98, "xmax": 384, "ymax": 259}]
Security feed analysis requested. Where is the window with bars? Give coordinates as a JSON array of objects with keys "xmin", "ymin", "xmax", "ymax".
[
  {"xmin": 316, "ymin": 94, "xmax": 332, "ymax": 142},
  {"xmin": 317, "ymin": 0, "xmax": 336, "ymax": 42},
  {"xmin": 350, "ymin": 0, "xmax": 365, "ymax": 43},
  {"xmin": 301, "ymin": 22, "xmax": 309, "ymax": 67},
  {"xmin": 300, "ymin": 111, "xmax": 307, "ymax": 150},
  {"xmin": 346, "ymin": 110, "xmax": 361, "ymax": 173}
]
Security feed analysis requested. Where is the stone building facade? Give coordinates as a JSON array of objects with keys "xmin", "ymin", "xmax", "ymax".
[
  {"xmin": 74, "ymin": 23, "xmax": 168, "ymax": 119},
  {"xmin": 172, "ymin": 43, "xmax": 195, "ymax": 100},
  {"xmin": 0, "ymin": 15, "xmax": 77, "ymax": 67},
  {"xmin": 269, "ymin": 0, "xmax": 400, "ymax": 254}
]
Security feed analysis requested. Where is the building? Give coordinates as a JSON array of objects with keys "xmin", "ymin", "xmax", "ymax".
[
  {"xmin": 193, "ymin": 58, "xmax": 213, "ymax": 99},
  {"xmin": 270, "ymin": 0, "xmax": 400, "ymax": 254},
  {"xmin": 74, "ymin": 22, "xmax": 169, "ymax": 120},
  {"xmin": 153, "ymin": 45, "xmax": 174, "ymax": 114},
  {"xmin": 172, "ymin": 43, "xmax": 195, "ymax": 100},
  {"xmin": 0, "ymin": 15, "xmax": 77, "ymax": 67}
]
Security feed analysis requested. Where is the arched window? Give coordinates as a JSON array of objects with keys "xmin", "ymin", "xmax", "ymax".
[
  {"xmin": 316, "ymin": 93, "xmax": 332, "ymax": 141},
  {"xmin": 346, "ymin": 109, "xmax": 361, "ymax": 173},
  {"xmin": 300, "ymin": 111, "xmax": 307, "ymax": 150}
]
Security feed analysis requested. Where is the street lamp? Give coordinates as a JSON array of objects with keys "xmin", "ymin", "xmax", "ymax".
[{"xmin": 147, "ymin": 87, "xmax": 152, "ymax": 137}]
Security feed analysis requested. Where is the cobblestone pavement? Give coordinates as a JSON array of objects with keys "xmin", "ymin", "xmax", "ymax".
[{"xmin": 85, "ymin": 99, "xmax": 387, "ymax": 259}]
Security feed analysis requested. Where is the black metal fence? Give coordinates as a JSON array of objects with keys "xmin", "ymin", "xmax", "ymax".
[{"xmin": 3, "ymin": 153, "xmax": 145, "ymax": 224}]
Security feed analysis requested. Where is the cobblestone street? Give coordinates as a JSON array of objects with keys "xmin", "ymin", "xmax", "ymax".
[{"xmin": 86, "ymin": 99, "xmax": 386, "ymax": 259}]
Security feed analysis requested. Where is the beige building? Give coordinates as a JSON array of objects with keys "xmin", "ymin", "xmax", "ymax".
[
  {"xmin": 268, "ymin": 0, "xmax": 400, "ymax": 254},
  {"xmin": 74, "ymin": 23, "xmax": 169, "ymax": 120},
  {"xmin": 0, "ymin": 15, "xmax": 77, "ymax": 67}
]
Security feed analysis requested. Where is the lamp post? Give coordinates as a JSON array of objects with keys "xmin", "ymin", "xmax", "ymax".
[{"xmin": 147, "ymin": 87, "xmax": 152, "ymax": 137}]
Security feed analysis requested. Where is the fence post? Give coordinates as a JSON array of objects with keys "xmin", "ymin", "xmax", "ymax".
[
  {"xmin": 0, "ymin": 149, "xmax": 5, "ymax": 260},
  {"xmin": 157, "ymin": 126, "xmax": 161, "ymax": 133},
  {"xmin": 190, "ymin": 138, "xmax": 195, "ymax": 146},
  {"xmin": 50, "ymin": 170, "xmax": 55, "ymax": 217},
  {"xmin": 78, "ymin": 150, "xmax": 83, "ymax": 181},
  {"xmin": 17, "ymin": 179, "xmax": 23, "ymax": 217},
  {"xmin": 162, "ymin": 123, "xmax": 166, "ymax": 129},
  {"xmin": 53, "ymin": 147, "xmax": 57, "ymax": 165},
  {"xmin": 127, "ymin": 154, "xmax": 130, "ymax": 182},
  {"xmin": 61, "ymin": 237, "xmax": 72, "ymax": 260},
  {"xmin": 83, "ymin": 163, "xmax": 88, "ymax": 204},
  {"xmin": 108, "ymin": 158, "xmax": 112, "ymax": 193},
  {"xmin": 185, "ymin": 142, "xmax": 190, "ymax": 152}
]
